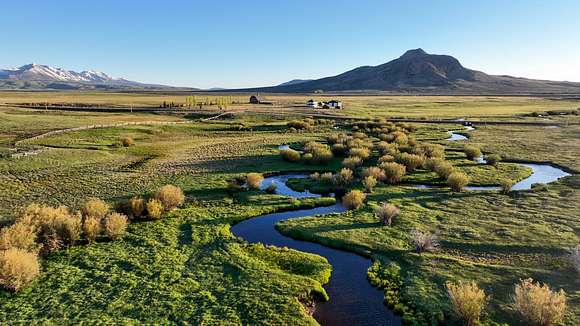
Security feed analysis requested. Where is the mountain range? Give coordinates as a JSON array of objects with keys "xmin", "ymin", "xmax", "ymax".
[
  {"xmin": 257, "ymin": 49, "xmax": 580, "ymax": 94},
  {"xmin": 0, "ymin": 64, "xmax": 184, "ymax": 90},
  {"xmin": 3, "ymin": 50, "xmax": 580, "ymax": 94}
]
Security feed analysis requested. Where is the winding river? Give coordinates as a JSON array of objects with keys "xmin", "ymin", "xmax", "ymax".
[{"xmin": 230, "ymin": 127, "xmax": 571, "ymax": 326}]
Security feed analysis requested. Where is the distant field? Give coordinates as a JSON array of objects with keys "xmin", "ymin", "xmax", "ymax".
[{"xmin": 1, "ymin": 91, "xmax": 579, "ymax": 118}]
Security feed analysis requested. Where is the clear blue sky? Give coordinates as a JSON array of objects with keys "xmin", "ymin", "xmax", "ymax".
[{"xmin": 1, "ymin": 0, "xmax": 579, "ymax": 88}]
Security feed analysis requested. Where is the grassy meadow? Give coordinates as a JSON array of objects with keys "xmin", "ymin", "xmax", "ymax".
[{"xmin": 0, "ymin": 93, "xmax": 578, "ymax": 325}]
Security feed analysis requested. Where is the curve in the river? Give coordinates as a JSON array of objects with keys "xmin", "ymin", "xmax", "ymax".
[{"xmin": 231, "ymin": 174, "xmax": 401, "ymax": 326}]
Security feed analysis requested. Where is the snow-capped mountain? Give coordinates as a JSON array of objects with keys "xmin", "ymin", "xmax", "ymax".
[{"xmin": 0, "ymin": 64, "xmax": 185, "ymax": 90}]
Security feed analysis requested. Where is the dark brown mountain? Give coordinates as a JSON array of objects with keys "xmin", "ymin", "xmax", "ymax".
[{"xmin": 251, "ymin": 49, "xmax": 580, "ymax": 94}]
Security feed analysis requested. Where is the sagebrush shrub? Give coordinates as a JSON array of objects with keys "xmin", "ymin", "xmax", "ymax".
[
  {"xmin": 375, "ymin": 203, "xmax": 400, "ymax": 226},
  {"xmin": 83, "ymin": 216, "xmax": 102, "ymax": 243},
  {"xmin": 342, "ymin": 190, "xmax": 366, "ymax": 210},
  {"xmin": 154, "ymin": 185, "xmax": 185, "ymax": 209},
  {"xmin": 377, "ymin": 142, "xmax": 398, "ymax": 156},
  {"xmin": 512, "ymin": 278, "xmax": 567, "ymax": 326},
  {"xmin": 362, "ymin": 167, "xmax": 385, "ymax": 181},
  {"xmin": 486, "ymin": 154, "xmax": 502, "ymax": 166},
  {"xmin": 362, "ymin": 176, "xmax": 377, "ymax": 193},
  {"xmin": 280, "ymin": 149, "xmax": 301, "ymax": 162},
  {"xmin": 128, "ymin": 197, "xmax": 145, "ymax": 218},
  {"xmin": 0, "ymin": 222, "xmax": 38, "ymax": 252},
  {"xmin": 378, "ymin": 154, "xmax": 395, "ymax": 164},
  {"xmin": 501, "ymin": 179, "xmax": 515, "ymax": 194},
  {"xmin": 18, "ymin": 204, "xmax": 81, "ymax": 252},
  {"xmin": 464, "ymin": 146, "xmax": 482, "ymax": 161},
  {"xmin": 411, "ymin": 230, "xmax": 439, "ymax": 253},
  {"xmin": 334, "ymin": 168, "xmax": 353, "ymax": 186},
  {"xmin": 120, "ymin": 136, "xmax": 134, "ymax": 147},
  {"xmin": 421, "ymin": 143, "xmax": 445, "ymax": 158},
  {"xmin": 342, "ymin": 156, "xmax": 363, "ymax": 169},
  {"xmin": 396, "ymin": 153, "xmax": 425, "ymax": 172},
  {"xmin": 424, "ymin": 158, "xmax": 444, "ymax": 172},
  {"xmin": 446, "ymin": 280, "xmax": 488, "ymax": 326},
  {"xmin": 146, "ymin": 199, "xmax": 164, "ymax": 219},
  {"xmin": 320, "ymin": 172, "xmax": 334, "ymax": 184},
  {"xmin": 0, "ymin": 248, "xmax": 40, "ymax": 292},
  {"xmin": 434, "ymin": 161, "xmax": 455, "ymax": 179},
  {"xmin": 447, "ymin": 171, "xmax": 470, "ymax": 192},
  {"xmin": 311, "ymin": 147, "xmax": 333, "ymax": 164},
  {"xmin": 348, "ymin": 147, "xmax": 371, "ymax": 160},
  {"xmin": 105, "ymin": 213, "xmax": 128, "ymax": 240},
  {"xmin": 81, "ymin": 198, "xmax": 110, "ymax": 219},
  {"xmin": 381, "ymin": 162, "xmax": 406, "ymax": 184},
  {"xmin": 331, "ymin": 143, "xmax": 347, "ymax": 156}
]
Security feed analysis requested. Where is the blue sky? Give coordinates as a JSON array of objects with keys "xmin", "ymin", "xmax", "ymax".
[{"xmin": 1, "ymin": 0, "xmax": 579, "ymax": 88}]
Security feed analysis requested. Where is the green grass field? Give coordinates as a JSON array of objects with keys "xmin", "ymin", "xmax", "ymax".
[{"xmin": 0, "ymin": 94, "xmax": 578, "ymax": 325}]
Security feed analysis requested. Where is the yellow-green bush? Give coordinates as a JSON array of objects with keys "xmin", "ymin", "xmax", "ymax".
[
  {"xmin": 280, "ymin": 149, "xmax": 301, "ymax": 162},
  {"xmin": 0, "ymin": 248, "xmax": 40, "ymax": 292},
  {"xmin": 104, "ymin": 213, "xmax": 128, "ymax": 241},
  {"xmin": 362, "ymin": 176, "xmax": 377, "ymax": 193},
  {"xmin": 83, "ymin": 216, "xmax": 102, "ymax": 243},
  {"xmin": 81, "ymin": 198, "xmax": 110, "ymax": 219},
  {"xmin": 342, "ymin": 190, "xmax": 366, "ymax": 210},
  {"xmin": 464, "ymin": 146, "xmax": 482, "ymax": 161},
  {"xmin": 512, "ymin": 278, "xmax": 567, "ymax": 326},
  {"xmin": 146, "ymin": 199, "xmax": 164, "ymax": 219},
  {"xmin": 154, "ymin": 185, "xmax": 185, "ymax": 210},
  {"xmin": 447, "ymin": 172, "xmax": 470, "ymax": 192},
  {"xmin": 342, "ymin": 156, "xmax": 363, "ymax": 170},
  {"xmin": 381, "ymin": 162, "xmax": 406, "ymax": 184},
  {"xmin": 446, "ymin": 281, "xmax": 488, "ymax": 326}
]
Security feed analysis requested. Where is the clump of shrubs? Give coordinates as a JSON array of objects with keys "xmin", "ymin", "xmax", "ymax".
[
  {"xmin": 154, "ymin": 185, "xmax": 185, "ymax": 210},
  {"xmin": 280, "ymin": 149, "xmax": 301, "ymax": 162},
  {"xmin": 342, "ymin": 190, "xmax": 366, "ymax": 210},
  {"xmin": 146, "ymin": 199, "xmax": 164, "ymax": 219},
  {"xmin": 396, "ymin": 153, "xmax": 425, "ymax": 172},
  {"xmin": 381, "ymin": 162, "xmax": 406, "ymax": 184},
  {"xmin": 362, "ymin": 176, "xmax": 377, "ymax": 193},
  {"xmin": 342, "ymin": 156, "xmax": 363, "ymax": 170},
  {"xmin": 411, "ymin": 230, "xmax": 439, "ymax": 253},
  {"xmin": 447, "ymin": 171, "xmax": 470, "ymax": 192},
  {"xmin": 486, "ymin": 154, "xmax": 502, "ymax": 166},
  {"xmin": 82, "ymin": 216, "xmax": 102, "ymax": 243},
  {"xmin": 104, "ymin": 213, "xmax": 129, "ymax": 240},
  {"xmin": 0, "ymin": 222, "xmax": 38, "ymax": 252},
  {"xmin": 464, "ymin": 146, "xmax": 482, "ymax": 161},
  {"xmin": 82, "ymin": 198, "xmax": 110, "ymax": 220},
  {"xmin": 512, "ymin": 278, "xmax": 567, "ymax": 326},
  {"xmin": 376, "ymin": 203, "xmax": 400, "ymax": 226},
  {"xmin": 446, "ymin": 280, "xmax": 488, "ymax": 326},
  {"xmin": 501, "ymin": 179, "xmax": 514, "ymax": 194},
  {"xmin": 434, "ymin": 161, "xmax": 455, "ymax": 179},
  {"xmin": 0, "ymin": 248, "xmax": 40, "ymax": 292},
  {"xmin": 120, "ymin": 136, "xmax": 134, "ymax": 147}
]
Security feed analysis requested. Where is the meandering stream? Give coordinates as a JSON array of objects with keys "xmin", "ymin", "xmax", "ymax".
[{"xmin": 231, "ymin": 127, "xmax": 571, "ymax": 325}]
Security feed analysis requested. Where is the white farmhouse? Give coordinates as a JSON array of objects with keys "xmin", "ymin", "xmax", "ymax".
[
  {"xmin": 325, "ymin": 100, "xmax": 342, "ymax": 109},
  {"xmin": 307, "ymin": 99, "xmax": 319, "ymax": 108}
]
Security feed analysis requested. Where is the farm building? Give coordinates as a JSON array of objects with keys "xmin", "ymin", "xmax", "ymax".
[
  {"xmin": 307, "ymin": 99, "xmax": 319, "ymax": 108},
  {"xmin": 249, "ymin": 95, "xmax": 273, "ymax": 105},
  {"xmin": 307, "ymin": 99, "xmax": 342, "ymax": 109},
  {"xmin": 326, "ymin": 100, "xmax": 342, "ymax": 108}
]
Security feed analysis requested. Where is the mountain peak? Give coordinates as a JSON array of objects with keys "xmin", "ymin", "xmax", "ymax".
[{"xmin": 400, "ymin": 48, "xmax": 428, "ymax": 59}]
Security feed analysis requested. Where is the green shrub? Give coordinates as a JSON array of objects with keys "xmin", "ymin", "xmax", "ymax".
[
  {"xmin": 381, "ymin": 162, "xmax": 406, "ymax": 184},
  {"xmin": 396, "ymin": 153, "xmax": 425, "ymax": 172},
  {"xmin": 486, "ymin": 154, "xmax": 502, "ymax": 166},
  {"xmin": 376, "ymin": 203, "xmax": 400, "ymax": 226},
  {"xmin": 446, "ymin": 280, "xmax": 488, "ymax": 326},
  {"xmin": 501, "ymin": 179, "xmax": 515, "ymax": 194},
  {"xmin": 128, "ymin": 197, "xmax": 146, "ymax": 218},
  {"xmin": 342, "ymin": 190, "xmax": 366, "ymax": 210},
  {"xmin": 342, "ymin": 156, "xmax": 363, "ymax": 169},
  {"xmin": 348, "ymin": 147, "xmax": 371, "ymax": 160},
  {"xmin": 362, "ymin": 167, "xmax": 385, "ymax": 181},
  {"xmin": 81, "ymin": 198, "xmax": 110, "ymax": 219},
  {"xmin": 120, "ymin": 136, "xmax": 134, "ymax": 147},
  {"xmin": 362, "ymin": 176, "xmax": 377, "ymax": 193},
  {"xmin": 0, "ymin": 248, "xmax": 40, "ymax": 292},
  {"xmin": 154, "ymin": 185, "xmax": 185, "ymax": 210},
  {"xmin": 512, "ymin": 278, "xmax": 567, "ymax": 326},
  {"xmin": 83, "ymin": 216, "xmax": 102, "ymax": 243},
  {"xmin": 464, "ymin": 146, "xmax": 482, "ymax": 161},
  {"xmin": 0, "ymin": 222, "xmax": 38, "ymax": 252},
  {"xmin": 447, "ymin": 172, "xmax": 470, "ymax": 192},
  {"xmin": 104, "ymin": 213, "xmax": 128, "ymax": 240},
  {"xmin": 434, "ymin": 161, "xmax": 455, "ymax": 179},
  {"xmin": 334, "ymin": 168, "xmax": 353, "ymax": 186},
  {"xmin": 411, "ymin": 230, "xmax": 439, "ymax": 253},
  {"xmin": 280, "ymin": 149, "xmax": 301, "ymax": 162},
  {"xmin": 146, "ymin": 199, "xmax": 164, "ymax": 219}
]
